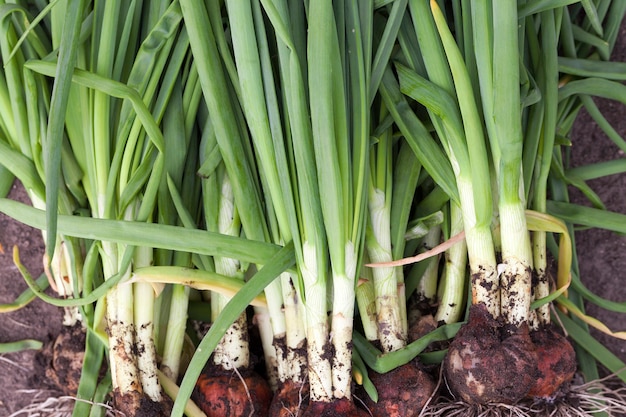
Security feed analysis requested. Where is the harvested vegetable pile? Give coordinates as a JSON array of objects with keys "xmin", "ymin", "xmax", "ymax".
[{"xmin": 1, "ymin": 1, "xmax": 626, "ymax": 416}]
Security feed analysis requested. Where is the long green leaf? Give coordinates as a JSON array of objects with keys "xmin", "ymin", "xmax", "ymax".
[
  {"xmin": 353, "ymin": 322, "xmax": 463, "ymax": 373},
  {"xmin": 12, "ymin": 241, "xmax": 133, "ymax": 308},
  {"xmin": 0, "ymin": 139, "xmax": 44, "ymax": 199},
  {"xmin": 308, "ymin": 0, "xmax": 346, "ymax": 272},
  {"xmin": 24, "ymin": 60, "xmax": 165, "ymax": 154},
  {"xmin": 369, "ymin": 0, "xmax": 407, "ymax": 104},
  {"xmin": 44, "ymin": 0, "xmax": 86, "ymax": 262},
  {"xmin": 558, "ymin": 56, "xmax": 626, "ymax": 80},
  {"xmin": 180, "ymin": 0, "xmax": 267, "ymax": 243},
  {"xmin": 226, "ymin": 0, "xmax": 291, "ymax": 243},
  {"xmin": 518, "ymin": 0, "xmax": 579, "ymax": 19},
  {"xmin": 0, "ymin": 199, "xmax": 281, "ymax": 264},
  {"xmin": 0, "ymin": 274, "xmax": 49, "ymax": 313},
  {"xmin": 547, "ymin": 200, "xmax": 626, "ymax": 233},
  {"xmin": 379, "ymin": 68, "xmax": 458, "ymax": 202},
  {"xmin": 397, "ymin": 63, "xmax": 470, "ymax": 171},
  {"xmin": 566, "ymin": 159, "xmax": 626, "ymax": 180},
  {"xmin": 0, "ymin": 339, "xmax": 43, "ymax": 353},
  {"xmin": 72, "ymin": 329, "xmax": 105, "ymax": 417}
]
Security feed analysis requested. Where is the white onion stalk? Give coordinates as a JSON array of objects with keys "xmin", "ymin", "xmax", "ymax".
[
  {"xmin": 529, "ymin": 8, "xmax": 559, "ymax": 330},
  {"xmin": 531, "ymin": 229, "xmax": 550, "ymax": 328},
  {"xmin": 499, "ymin": 199, "xmax": 533, "ymax": 329},
  {"xmin": 160, "ymin": 283, "xmax": 190, "ymax": 381},
  {"xmin": 32, "ymin": 192, "xmax": 83, "ymax": 327},
  {"xmin": 366, "ymin": 184, "xmax": 406, "ymax": 353},
  {"xmin": 301, "ymin": 241, "xmax": 333, "ymax": 402},
  {"xmin": 307, "ymin": 0, "xmax": 369, "ymax": 403},
  {"xmin": 397, "ymin": 61, "xmax": 500, "ymax": 317},
  {"xmin": 211, "ymin": 174, "xmax": 249, "ymax": 371},
  {"xmin": 239, "ymin": 0, "xmax": 338, "ymax": 408},
  {"xmin": 415, "ymin": 225, "xmax": 442, "ymax": 306},
  {"xmin": 45, "ymin": 237, "xmax": 83, "ymax": 326},
  {"xmin": 133, "ymin": 244, "xmax": 162, "ymax": 401},
  {"xmin": 331, "ymin": 242, "xmax": 358, "ymax": 398},
  {"xmin": 402, "ymin": 224, "xmax": 442, "ymax": 332},
  {"xmin": 435, "ymin": 202, "xmax": 468, "ymax": 324},
  {"xmin": 457, "ymin": 178, "xmax": 500, "ymax": 315},
  {"xmin": 103, "ymin": 240, "xmax": 141, "ymax": 397},
  {"xmin": 428, "ymin": 0, "xmax": 538, "ymax": 405},
  {"xmin": 106, "ymin": 205, "xmax": 164, "ymax": 404},
  {"xmin": 253, "ymin": 306, "xmax": 280, "ymax": 389},
  {"xmin": 281, "ymin": 271, "xmax": 308, "ymax": 384},
  {"xmin": 254, "ymin": 272, "xmax": 287, "ymax": 389},
  {"xmin": 356, "ymin": 266, "xmax": 379, "ymax": 343}
]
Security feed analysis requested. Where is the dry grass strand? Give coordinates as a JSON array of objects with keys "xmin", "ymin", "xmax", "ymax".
[
  {"xmin": 7, "ymin": 390, "xmax": 120, "ymax": 417},
  {"xmin": 420, "ymin": 375, "xmax": 626, "ymax": 417}
]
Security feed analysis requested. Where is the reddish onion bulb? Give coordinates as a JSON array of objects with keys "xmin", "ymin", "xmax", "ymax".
[
  {"xmin": 361, "ymin": 362, "xmax": 436, "ymax": 417},
  {"xmin": 193, "ymin": 370, "xmax": 272, "ymax": 417},
  {"xmin": 301, "ymin": 398, "xmax": 369, "ymax": 417},
  {"xmin": 268, "ymin": 379, "xmax": 310, "ymax": 416},
  {"xmin": 527, "ymin": 326, "xmax": 577, "ymax": 400}
]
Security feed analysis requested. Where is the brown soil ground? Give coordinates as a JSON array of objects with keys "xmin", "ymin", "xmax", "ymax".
[
  {"xmin": 1, "ymin": 19, "xmax": 626, "ymax": 417},
  {"xmin": 0, "ymin": 183, "xmax": 64, "ymax": 414}
]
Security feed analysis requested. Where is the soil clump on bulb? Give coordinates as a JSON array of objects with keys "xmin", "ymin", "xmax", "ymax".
[
  {"xmin": 40, "ymin": 323, "xmax": 86, "ymax": 395},
  {"xmin": 444, "ymin": 303, "xmax": 539, "ymax": 404},
  {"xmin": 112, "ymin": 390, "xmax": 172, "ymax": 417},
  {"xmin": 361, "ymin": 360, "xmax": 436, "ymax": 417}
]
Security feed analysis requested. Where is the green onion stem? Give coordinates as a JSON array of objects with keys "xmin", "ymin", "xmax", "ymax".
[
  {"xmin": 92, "ymin": 0, "xmax": 120, "ymax": 219},
  {"xmin": 531, "ymin": 10, "xmax": 559, "ymax": 328},
  {"xmin": 261, "ymin": 3, "xmax": 329, "ymax": 374},
  {"xmin": 397, "ymin": 60, "xmax": 498, "ymax": 317},
  {"xmin": 308, "ymin": 0, "xmax": 371, "ymax": 400},
  {"xmin": 0, "ymin": 9, "xmax": 31, "ymax": 159},
  {"xmin": 226, "ymin": 0, "xmax": 311, "ymax": 388},
  {"xmin": 183, "ymin": 1, "xmax": 292, "ymax": 391},
  {"xmin": 0, "ymin": 7, "xmax": 86, "ymax": 328},
  {"xmin": 54, "ymin": 239, "xmax": 84, "ymax": 326},
  {"xmin": 405, "ymin": 1, "xmax": 500, "ymax": 318},
  {"xmin": 491, "ymin": 0, "xmax": 533, "ymax": 328}
]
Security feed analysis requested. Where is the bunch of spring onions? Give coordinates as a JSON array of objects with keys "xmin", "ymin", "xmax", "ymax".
[
  {"xmin": 180, "ymin": 1, "xmax": 373, "ymax": 414},
  {"xmin": 356, "ymin": 0, "xmax": 626, "ymax": 414},
  {"xmin": 2, "ymin": 1, "xmax": 215, "ymax": 415},
  {"xmin": 1, "ymin": 1, "xmax": 626, "ymax": 417},
  {"xmin": 383, "ymin": 0, "xmax": 626, "ymax": 412}
]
